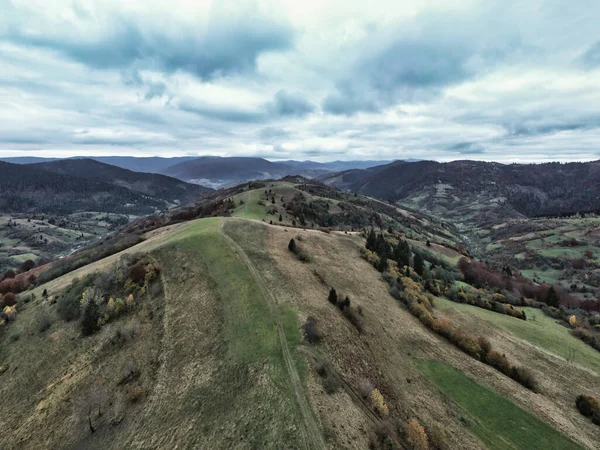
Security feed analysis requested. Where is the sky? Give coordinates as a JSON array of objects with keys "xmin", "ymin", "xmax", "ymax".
[{"xmin": 1, "ymin": 0, "xmax": 599, "ymax": 163}]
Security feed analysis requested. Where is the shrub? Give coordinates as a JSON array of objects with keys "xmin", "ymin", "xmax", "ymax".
[
  {"xmin": 328, "ymin": 287, "xmax": 338, "ymax": 305},
  {"xmin": 37, "ymin": 312, "xmax": 52, "ymax": 333},
  {"xmin": 370, "ymin": 388, "xmax": 389, "ymax": 417},
  {"xmin": 576, "ymin": 394, "xmax": 599, "ymax": 417},
  {"xmin": 288, "ymin": 238, "xmax": 297, "ymax": 253},
  {"xmin": 343, "ymin": 306, "xmax": 364, "ymax": 333},
  {"xmin": 478, "ymin": 336, "xmax": 492, "ymax": 354},
  {"xmin": 406, "ymin": 418, "xmax": 428, "ymax": 450},
  {"xmin": 8, "ymin": 331, "xmax": 21, "ymax": 342},
  {"xmin": 374, "ymin": 420, "xmax": 398, "ymax": 448},
  {"xmin": 510, "ymin": 366, "xmax": 539, "ymax": 392},
  {"xmin": 302, "ymin": 316, "xmax": 321, "ymax": 344},
  {"xmin": 359, "ymin": 378, "xmax": 374, "ymax": 399},
  {"xmin": 316, "ymin": 360, "xmax": 339, "ymax": 394},
  {"xmin": 2, "ymin": 293, "xmax": 17, "ymax": 307},
  {"xmin": 427, "ymin": 421, "xmax": 447, "ymax": 450}
]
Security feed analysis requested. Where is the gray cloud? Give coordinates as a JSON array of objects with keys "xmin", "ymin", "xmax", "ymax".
[
  {"xmin": 267, "ymin": 90, "xmax": 315, "ymax": 116},
  {"xmin": 2, "ymin": 7, "xmax": 294, "ymax": 80},
  {"xmin": 1, "ymin": 1, "xmax": 600, "ymax": 163}
]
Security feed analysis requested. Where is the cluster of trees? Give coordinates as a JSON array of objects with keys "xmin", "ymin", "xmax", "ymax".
[
  {"xmin": 457, "ymin": 257, "xmax": 581, "ymax": 309},
  {"xmin": 366, "ymin": 229, "xmax": 416, "ymax": 274},
  {"xmin": 327, "ymin": 287, "xmax": 363, "ymax": 333},
  {"xmin": 56, "ymin": 254, "xmax": 161, "ymax": 337},
  {"xmin": 391, "ymin": 275, "xmax": 539, "ymax": 392}
]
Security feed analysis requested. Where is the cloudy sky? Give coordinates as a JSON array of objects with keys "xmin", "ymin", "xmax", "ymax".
[{"xmin": 1, "ymin": 0, "xmax": 599, "ymax": 162}]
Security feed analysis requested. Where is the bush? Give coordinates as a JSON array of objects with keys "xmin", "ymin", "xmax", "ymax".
[
  {"xmin": 328, "ymin": 287, "xmax": 338, "ymax": 305},
  {"xmin": 510, "ymin": 366, "xmax": 539, "ymax": 392},
  {"xmin": 478, "ymin": 336, "xmax": 492, "ymax": 354},
  {"xmin": 406, "ymin": 418, "xmax": 428, "ymax": 450},
  {"xmin": 316, "ymin": 360, "xmax": 339, "ymax": 394},
  {"xmin": 2, "ymin": 293, "xmax": 17, "ymax": 307},
  {"xmin": 427, "ymin": 421, "xmax": 447, "ymax": 450},
  {"xmin": 359, "ymin": 378, "xmax": 374, "ymax": 399},
  {"xmin": 370, "ymin": 388, "xmax": 389, "ymax": 417},
  {"xmin": 288, "ymin": 238, "xmax": 297, "ymax": 253},
  {"xmin": 576, "ymin": 394, "xmax": 599, "ymax": 417},
  {"xmin": 343, "ymin": 306, "xmax": 364, "ymax": 333},
  {"xmin": 302, "ymin": 316, "xmax": 321, "ymax": 344},
  {"xmin": 37, "ymin": 312, "xmax": 52, "ymax": 333},
  {"xmin": 8, "ymin": 331, "xmax": 21, "ymax": 342}
]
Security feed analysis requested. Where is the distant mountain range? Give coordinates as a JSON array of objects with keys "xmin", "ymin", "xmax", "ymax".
[
  {"xmin": 320, "ymin": 159, "xmax": 600, "ymax": 220},
  {"xmin": 0, "ymin": 156, "xmax": 395, "ymax": 187},
  {"xmin": 0, "ymin": 159, "xmax": 209, "ymax": 215}
]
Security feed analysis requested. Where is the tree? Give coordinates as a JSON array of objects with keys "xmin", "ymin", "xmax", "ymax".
[
  {"xmin": 546, "ymin": 286, "xmax": 560, "ymax": 308},
  {"xmin": 81, "ymin": 298, "xmax": 100, "ymax": 336},
  {"xmin": 406, "ymin": 418, "xmax": 429, "ymax": 450},
  {"xmin": 413, "ymin": 253, "xmax": 425, "ymax": 276},
  {"xmin": 394, "ymin": 240, "xmax": 410, "ymax": 268},
  {"xmin": 19, "ymin": 259, "xmax": 35, "ymax": 272},
  {"xmin": 366, "ymin": 229, "xmax": 377, "ymax": 251},
  {"xmin": 328, "ymin": 287, "xmax": 338, "ymax": 305},
  {"xmin": 288, "ymin": 238, "xmax": 297, "ymax": 254},
  {"xmin": 42, "ymin": 288, "xmax": 48, "ymax": 299},
  {"xmin": 279, "ymin": 214, "xmax": 282, "ymax": 222}
]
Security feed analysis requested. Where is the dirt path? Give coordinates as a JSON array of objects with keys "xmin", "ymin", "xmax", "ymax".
[
  {"xmin": 299, "ymin": 346, "xmax": 383, "ymax": 427},
  {"xmin": 219, "ymin": 221, "xmax": 326, "ymax": 450}
]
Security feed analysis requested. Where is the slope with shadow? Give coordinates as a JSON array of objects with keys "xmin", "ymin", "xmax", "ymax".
[
  {"xmin": 0, "ymin": 161, "xmax": 166, "ymax": 215},
  {"xmin": 321, "ymin": 160, "xmax": 600, "ymax": 219},
  {"xmin": 32, "ymin": 159, "xmax": 211, "ymax": 205}
]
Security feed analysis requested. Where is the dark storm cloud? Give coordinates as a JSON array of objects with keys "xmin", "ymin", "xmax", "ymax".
[
  {"xmin": 266, "ymin": 90, "xmax": 315, "ymax": 117},
  {"xmin": 3, "ymin": 12, "xmax": 294, "ymax": 80}
]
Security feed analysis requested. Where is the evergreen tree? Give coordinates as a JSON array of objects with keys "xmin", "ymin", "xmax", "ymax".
[
  {"xmin": 81, "ymin": 299, "xmax": 100, "ymax": 336},
  {"xmin": 546, "ymin": 286, "xmax": 560, "ymax": 308},
  {"xmin": 394, "ymin": 240, "xmax": 411, "ymax": 268},
  {"xmin": 366, "ymin": 228, "xmax": 377, "ymax": 251},
  {"xmin": 328, "ymin": 287, "xmax": 338, "ymax": 305},
  {"xmin": 413, "ymin": 253, "xmax": 425, "ymax": 276},
  {"xmin": 279, "ymin": 214, "xmax": 283, "ymax": 222},
  {"xmin": 288, "ymin": 238, "xmax": 297, "ymax": 253},
  {"xmin": 376, "ymin": 254, "xmax": 389, "ymax": 273}
]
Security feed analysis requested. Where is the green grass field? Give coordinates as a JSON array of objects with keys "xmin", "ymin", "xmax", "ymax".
[
  {"xmin": 436, "ymin": 297, "xmax": 600, "ymax": 373},
  {"xmin": 414, "ymin": 360, "xmax": 582, "ymax": 450},
  {"xmin": 176, "ymin": 218, "xmax": 282, "ymax": 363},
  {"xmin": 232, "ymin": 189, "xmax": 268, "ymax": 221}
]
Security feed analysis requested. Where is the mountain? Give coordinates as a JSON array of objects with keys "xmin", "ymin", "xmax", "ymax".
[
  {"xmin": 161, "ymin": 156, "xmax": 396, "ymax": 187},
  {"xmin": 321, "ymin": 159, "xmax": 600, "ymax": 220},
  {"xmin": 161, "ymin": 156, "xmax": 291, "ymax": 187},
  {"xmin": 0, "ymin": 156, "xmax": 395, "ymax": 186},
  {"xmin": 32, "ymin": 159, "xmax": 210, "ymax": 205},
  {"xmin": 0, "ymin": 156, "xmax": 198, "ymax": 173},
  {"xmin": 0, "ymin": 161, "xmax": 171, "ymax": 215}
]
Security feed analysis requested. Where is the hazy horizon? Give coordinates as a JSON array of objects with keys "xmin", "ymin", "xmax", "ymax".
[{"xmin": 2, "ymin": 1, "xmax": 599, "ymax": 163}]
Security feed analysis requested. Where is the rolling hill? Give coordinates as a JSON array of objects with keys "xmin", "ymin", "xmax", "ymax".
[
  {"xmin": 1, "ymin": 177, "xmax": 599, "ymax": 449},
  {"xmin": 32, "ymin": 159, "xmax": 211, "ymax": 205},
  {"xmin": 0, "ymin": 161, "xmax": 167, "ymax": 215}
]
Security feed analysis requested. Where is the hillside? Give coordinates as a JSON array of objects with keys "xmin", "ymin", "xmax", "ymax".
[
  {"xmin": 0, "ymin": 161, "xmax": 167, "ymax": 215},
  {"xmin": 321, "ymin": 160, "xmax": 600, "ymax": 220},
  {"xmin": 1, "ymin": 178, "xmax": 599, "ymax": 449},
  {"xmin": 1, "ymin": 212, "xmax": 598, "ymax": 449},
  {"xmin": 32, "ymin": 159, "xmax": 211, "ymax": 205}
]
